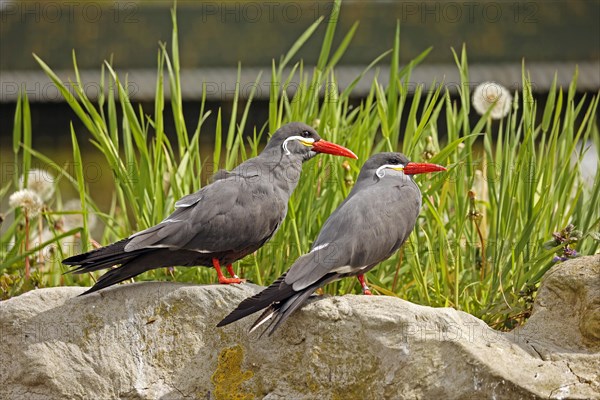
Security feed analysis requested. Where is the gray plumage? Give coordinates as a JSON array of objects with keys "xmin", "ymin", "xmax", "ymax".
[
  {"xmin": 218, "ymin": 152, "xmax": 444, "ymax": 336},
  {"xmin": 63, "ymin": 122, "xmax": 356, "ymax": 295}
]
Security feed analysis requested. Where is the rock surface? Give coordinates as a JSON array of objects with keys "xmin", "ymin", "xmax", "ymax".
[{"xmin": 1, "ymin": 256, "xmax": 599, "ymax": 400}]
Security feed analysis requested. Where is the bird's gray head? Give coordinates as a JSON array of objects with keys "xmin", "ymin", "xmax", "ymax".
[
  {"xmin": 358, "ymin": 152, "xmax": 446, "ymax": 182},
  {"xmin": 264, "ymin": 122, "xmax": 357, "ymax": 162}
]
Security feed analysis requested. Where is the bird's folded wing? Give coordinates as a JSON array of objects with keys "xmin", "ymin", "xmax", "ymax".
[{"xmin": 126, "ymin": 178, "xmax": 285, "ymax": 254}]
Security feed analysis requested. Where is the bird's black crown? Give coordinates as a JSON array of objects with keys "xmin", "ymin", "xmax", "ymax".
[
  {"xmin": 270, "ymin": 122, "xmax": 320, "ymax": 142},
  {"xmin": 367, "ymin": 152, "xmax": 411, "ymax": 168}
]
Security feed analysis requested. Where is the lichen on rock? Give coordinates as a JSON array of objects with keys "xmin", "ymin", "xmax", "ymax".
[{"xmin": 211, "ymin": 345, "xmax": 254, "ymax": 400}]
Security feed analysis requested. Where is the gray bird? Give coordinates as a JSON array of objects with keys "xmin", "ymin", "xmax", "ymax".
[
  {"xmin": 217, "ymin": 152, "xmax": 446, "ymax": 336},
  {"xmin": 63, "ymin": 122, "xmax": 357, "ymax": 295}
]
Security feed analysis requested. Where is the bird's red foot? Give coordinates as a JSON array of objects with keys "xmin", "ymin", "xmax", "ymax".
[
  {"xmin": 357, "ymin": 274, "xmax": 372, "ymax": 295},
  {"xmin": 213, "ymin": 258, "xmax": 245, "ymax": 285},
  {"xmin": 217, "ymin": 276, "xmax": 245, "ymax": 285},
  {"xmin": 226, "ymin": 264, "xmax": 241, "ymax": 279}
]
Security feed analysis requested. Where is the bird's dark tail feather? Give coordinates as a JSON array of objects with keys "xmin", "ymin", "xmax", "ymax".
[
  {"xmin": 252, "ymin": 287, "xmax": 317, "ymax": 337},
  {"xmin": 78, "ymin": 252, "xmax": 159, "ymax": 296},
  {"xmin": 63, "ymin": 239, "xmax": 141, "ymax": 273},
  {"xmin": 63, "ymin": 238, "xmax": 160, "ymax": 296},
  {"xmin": 218, "ymin": 273, "xmax": 338, "ymax": 336},
  {"xmin": 217, "ymin": 273, "xmax": 293, "ymax": 327}
]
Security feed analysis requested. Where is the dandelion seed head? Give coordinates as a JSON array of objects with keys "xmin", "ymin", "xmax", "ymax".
[
  {"xmin": 62, "ymin": 199, "xmax": 97, "ymax": 230},
  {"xmin": 19, "ymin": 169, "xmax": 56, "ymax": 202},
  {"xmin": 472, "ymin": 82, "xmax": 512, "ymax": 120},
  {"xmin": 9, "ymin": 189, "xmax": 43, "ymax": 217},
  {"xmin": 31, "ymin": 228, "xmax": 58, "ymax": 265}
]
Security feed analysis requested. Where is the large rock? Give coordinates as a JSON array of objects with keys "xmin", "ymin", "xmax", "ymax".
[
  {"xmin": 1, "ymin": 256, "xmax": 599, "ymax": 399},
  {"xmin": 516, "ymin": 254, "xmax": 600, "ymax": 352}
]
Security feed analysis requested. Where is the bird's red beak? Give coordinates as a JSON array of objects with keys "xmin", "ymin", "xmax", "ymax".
[
  {"xmin": 311, "ymin": 140, "xmax": 358, "ymax": 159},
  {"xmin": 403, "ymin": 162, "xmax": 447, "ymax": 175}
]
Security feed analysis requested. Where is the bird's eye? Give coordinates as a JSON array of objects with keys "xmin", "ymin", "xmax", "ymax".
[{"xmin": 301, "ymin": 130, "xmax": 311, "ymax": 138}]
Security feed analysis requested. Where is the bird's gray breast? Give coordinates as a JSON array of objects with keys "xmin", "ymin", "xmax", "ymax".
[{"xmin": 321, "ymin": 179, "xmax": 422, "ymax": 268}]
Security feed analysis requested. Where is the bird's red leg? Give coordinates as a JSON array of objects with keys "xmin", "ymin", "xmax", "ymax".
[
  {"xmin": 357, "ymin": 274, "xmax": 372, "ymax": 295},
  {"xmin": 212, "ymin": 258, "xmax": 243, "ymax": 284},
  {"xmin": 226, "ymin": 264, "xmax": 242, "ymax": 280}
]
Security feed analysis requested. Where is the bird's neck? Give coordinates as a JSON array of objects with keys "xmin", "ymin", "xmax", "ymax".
[
  {"xmin": 257, "ymin": 150, "xmax": 304, "ymax": 196},
  {"xmin": 351, "ymin": 173, "xmax": 419, "ymax": 196},
  {"xmin": 231, "ymin": 150, "xmax": 304, "ymax": 196}
]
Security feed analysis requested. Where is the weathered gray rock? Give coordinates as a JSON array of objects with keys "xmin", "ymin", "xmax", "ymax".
[
  {"xmin": 1, "ymin": 256, "xmax": 599, "ymax": 400},
  {"xmin": 516, "ymin": 254, "xmax": 600, "ymax": 352}
]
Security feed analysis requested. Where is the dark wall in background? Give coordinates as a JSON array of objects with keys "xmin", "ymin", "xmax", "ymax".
[
  {"xmin": 0, "ymin": 92, "xmax": 575, "ymax": 154},
  {"xmin": 1, "ymin": 0, "xmax": 599, "ymax": 71},
  {"xmin": 1, "ymin": 1, "xmax": 598, "ymax": 153}
]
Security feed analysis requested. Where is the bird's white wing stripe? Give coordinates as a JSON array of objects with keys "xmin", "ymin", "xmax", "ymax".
[
  {"xmin": 310, "ymin": 243, "xmax": 329, "ymax": 253},
  {"xmin": 332, "ymin": 265, "xmax": 354, "ymax": 273},
  {"xmin": 162, "ymin": 218, "xmax": 182, "ymax": 223},
  {"xmin": 332, "ymin": 265, "xmax": 369, "ymax": 274},
  {"xmin": 134, "ymin": 245, "xmax": 214, "ymax": 253},
  {"xmin": 175, "ymin": 196, "xmax": 202, "ymax": 208}
]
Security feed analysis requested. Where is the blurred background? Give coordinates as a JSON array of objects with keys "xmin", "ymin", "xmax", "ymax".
[
  {"xmin": 2, "ymin": 0, "xmax": 599, "ymax": 137},
  {"xmin": 1, "ymin": 0, "xmax": 599, "ymax": 203},
  {"xmin": 1, "ymin": 0, "xmax": 599, "ymax": 311}
]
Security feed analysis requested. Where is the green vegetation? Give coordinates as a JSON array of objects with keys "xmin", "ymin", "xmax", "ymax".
[{"xmin": 2, "ymin": 1, "xmax": 599, "ymax": 329}]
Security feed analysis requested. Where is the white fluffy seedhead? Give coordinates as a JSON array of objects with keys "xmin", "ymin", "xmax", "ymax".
[
  {"xmin": 19, "ymin": 169, "xmax": 56, "ymax": 202},
  {"xmin": 9, "ymin": 189, "xmax": 44, "ymax": 217},
  {"xmin": 472, "ymin": 82, "xmax": 512, "ymax": 120}
]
